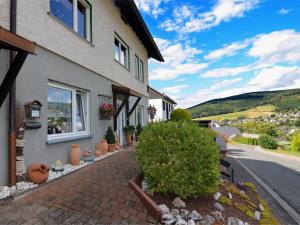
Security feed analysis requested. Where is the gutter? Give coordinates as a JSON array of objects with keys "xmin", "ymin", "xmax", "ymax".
[{"xmin": 9, "ymin": 0, "xmax": 17, "ymax": 186}]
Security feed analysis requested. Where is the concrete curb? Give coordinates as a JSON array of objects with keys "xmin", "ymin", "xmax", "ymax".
[{"xmin": 232, "ymin": 156, "xmax": 300, "ymax": 225}]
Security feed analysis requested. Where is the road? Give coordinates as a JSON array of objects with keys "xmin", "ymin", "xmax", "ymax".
[{"xmin": 228, "ymin": 143, "xmax": 300, "ymax": 216}]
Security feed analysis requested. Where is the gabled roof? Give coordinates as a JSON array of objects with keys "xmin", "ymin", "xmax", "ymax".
[
  {"xmin": 114, "ymin": 0, "xmax": 164, "ymax": 62},
  {"xmin": 148, "ymin": 86, "xmax": 177, "ymax": 105}
]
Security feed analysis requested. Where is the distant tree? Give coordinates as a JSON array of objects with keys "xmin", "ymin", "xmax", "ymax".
[{"xmin": 295, "ymin": 120, "xmax": 300, "ymax": 127}]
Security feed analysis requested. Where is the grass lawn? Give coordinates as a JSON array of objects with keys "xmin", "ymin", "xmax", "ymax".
[{"xmin": 194, "ymin": 105, "xmax": 276, "ymax": 122}]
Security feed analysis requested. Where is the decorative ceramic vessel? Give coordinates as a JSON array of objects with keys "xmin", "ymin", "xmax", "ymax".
[
  {"xmin": 115, "ymin": 136, "xmax": 120, "ymax": 150},
  {"xmin": 82, "ymin": 149, "xmax": 91, "ymax": 157},
  {"xmin": 95, "ymin": 143, "xmax": 102, "ymax": 157},
  {"xmin": 27, "ymin": 163, "xmax": 49, "ymax": 184},
  {"xmin": 126, "ymin": 134, "xmax": 133, "ymax": 146},
  {"xmin": 108, "ymin": 144, "xmax": 115, "ymax": 152},
  {"xmin": 70, "ymin": 144, "xmax": 81, "ymax": 166},
  {"xmin": 100, "ymin": 139, "xmax": 108, "ymax": 155}
]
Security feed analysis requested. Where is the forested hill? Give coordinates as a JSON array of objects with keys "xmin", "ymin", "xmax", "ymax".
[{"xmin": 188, "ymin": 89, "xmax": 300, "ymax": 118}]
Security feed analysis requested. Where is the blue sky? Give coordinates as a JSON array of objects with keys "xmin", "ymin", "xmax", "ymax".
[{"xmin": 134, "ymin": 0, "xmax": 300, "ymax": 108}]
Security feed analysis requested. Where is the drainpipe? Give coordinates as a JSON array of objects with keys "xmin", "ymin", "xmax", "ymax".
[{"xmin": 9, "ymin": 0, "xmax": 17, "ymax": 186}]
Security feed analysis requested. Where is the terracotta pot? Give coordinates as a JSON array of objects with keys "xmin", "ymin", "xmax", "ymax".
[
  {"xmin": 70, "ymin": 144, "xmax": 81, "ymax": 166},
  {"xmin": 126, "ymin": 134, "xmax": 133, "ymax": 146},
  {"xmin": 27, "ymin": 163, "xmax": 49, "ymax": 184},
  {"xmin": 108, "ymin": 144, "xmax": 115, "ymax": 152},
  {"xmin": 95, "ymin": 143, "xmax": 102, "ymax": 157},
  {"xmin": 115, "ymin": 136, "xmax": 120, "ymax": 150},
  {"xmin": 100, "ymin": 139, "xmax": 108, "ymax": 155}
]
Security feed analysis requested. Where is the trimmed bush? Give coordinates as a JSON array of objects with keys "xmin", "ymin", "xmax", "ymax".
[
  {"xmin": 170, "ymin": 109, "xmax": 192, "ymax": 121},
  {"xmin": 136, "ymin": 121, "xmax": 220, "ymax": 199},
  {"xmin": 291, "ymin": 133, "xmax": 300, "ymax": 152},
  {"xmin": 258, "ymin": 134, "xmax": 277, "ymax": 149},
  {"xmin": 105, "ymin": 126, "xmax": 115, "ymax": 144}
]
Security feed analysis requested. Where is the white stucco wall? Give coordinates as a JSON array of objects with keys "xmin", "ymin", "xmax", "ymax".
[{"xmin": 0, "ymin": 0, "xmax": 150, "ymax": 96}]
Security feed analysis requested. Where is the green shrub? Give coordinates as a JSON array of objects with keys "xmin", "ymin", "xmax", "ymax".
[
  {"xmin": 105, "ymin": 126, "xmax": 115, "ymax": 144},
  {"xmin": 291, "ymin": 133, "xmax": 300, "ymax": 152},
  {"xmin": 136, "ymin": 124, "xmax": 143, "ymax": 137},
  {"xmin": 170, "ymin": 109, "xmax": 192, "ymax": 121},
  {"xmin": 123, "ymin": 125, "xmax": 135, "ymax": 134},
  {"xmin": 258, "ymin": 134, "xmax": 277, "ymax": 149},
  {"xmin": 136, "ymin": 121, "xmax": 220, "ymax": 199},
  {"xmin": 232, "ymin": 136, "xmax": 258, "ymax": 145}
]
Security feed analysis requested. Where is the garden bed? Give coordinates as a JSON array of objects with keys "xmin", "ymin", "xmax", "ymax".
[{"xmin": 130, "ymin": 175, "xmax": 280, "ymax": 225}]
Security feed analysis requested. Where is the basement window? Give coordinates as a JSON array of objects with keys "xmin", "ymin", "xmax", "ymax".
[{"xmin": 50, "ymin": 0, "xmax": 92, "ymax": 41}]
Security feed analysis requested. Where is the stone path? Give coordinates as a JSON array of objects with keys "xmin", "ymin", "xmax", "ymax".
[{"xmin": 0, "ymin": 147, "xmax": 157, "ymax": 225}]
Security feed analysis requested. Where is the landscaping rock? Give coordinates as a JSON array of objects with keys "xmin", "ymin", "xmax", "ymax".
[
  {"xmin": 211, "ymin": 211, "xmax": 224, "ymax": 221},
  {"xmin": 173, "ymin": 197, "xmax": 186, "ymax": 208},
  {"xmin": 227, "ymin": 217, "xmax": 244, "ymax": 225},
  {"xmin": 180, "ymin": 209, "xmax": 190, "ymax": 220},
  {"xmin": 255, "ymin": 211, "xmax": 261, "ymax": 221},
  {"xmin": 175, "ymin": 216, "xmax": 187, "ymax": 225},
  {"xmin": 159, "ymin": 204, "xmax": 170, "ymax": 215},
  {"xmin": 259, "ymin": 204, "xmax": 264, "ymax": 212},
  {"xmin": 171, "ymin": 209, "xmax": 180, "ymax": 217},
  {"xmin": 161, "ymin": 213, "xmax": 176, "ymax": 225},
  {"xmin": 214, "ymin": 202, "xmax": 225, "ymax": 212},
  {"xmin": 228, "ymin": 192, "xmax": 233, "ymax": 200},
  {"xmin": 189, "ymin": 210, "xmax": 202, "ymax": 221},
  {"xmin": 141, "ymin": 180, "xmax": 148, "ymax": 192},
  {"xmin": 187, "ymin": 219, "xmax": 196, "ymax": 225},
  {"xmin": 0, "ymin": 186, "xmax": 10, "ymax": 199},
  {"xmin": 240, "ymin": 190, "xmax": 246, "ymax": 195},
  {"xmin": 199, "ymin": 215, "xmax": 215, "ymax": 225},
  {"xmin": 214, "ymin": 192, "xmax": 221, "ymax": 201}
]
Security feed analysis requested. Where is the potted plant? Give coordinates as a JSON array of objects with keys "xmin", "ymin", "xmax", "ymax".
[
  {"xmin": 135, "ymin": 124, "xmax": 143, "ymax": 142},
  {"xmin": 16, "ymin": 104, "xmax": 26, "ymax": 182},
  {"xmin": 105, "ymin": 126, "xmax": 116, "ymax": 152},
  {"xmin": 100, "ymin": 103, "xmax": 115, "ymax": 119},
  {"xmin": 147, "ymin": 105, "xmax": 157, "ymax": 123},
  {"xmin": 123, "ymin": 125, "xmax": 135, "ymax": 146}
]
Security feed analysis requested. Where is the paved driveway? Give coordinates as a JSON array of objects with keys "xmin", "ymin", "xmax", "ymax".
[
  {"xmin": 0, "ymin": 147, "xmax": 157, "ymax": 225},
  {"xmin": 228, "ymin": 143, "xmax": 300, "ymax": 215}
]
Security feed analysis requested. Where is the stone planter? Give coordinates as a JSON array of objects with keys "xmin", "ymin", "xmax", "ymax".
[
  {"xmin": 70, "ymin": 144, "xmax": 81, "ymax": 166},
  {"xmin": 27, "ymin": 163, "xmax": 49, "ymax": 184},
  {"xmin": 108, "ymin": 144, "xmax": 115, "ymax": 152}
]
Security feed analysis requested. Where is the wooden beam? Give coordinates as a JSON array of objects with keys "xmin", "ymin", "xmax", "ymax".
[
  {"xmin": 0, "ymin": 51, "xmax": 28, "ymax": 108},
  {"xmin": 128, "ymin": 97, "xmax": 141, "ymax": 117},
  {"xmin": 0, "ymin": 26, "xmax": 35, "ymax": 54}
]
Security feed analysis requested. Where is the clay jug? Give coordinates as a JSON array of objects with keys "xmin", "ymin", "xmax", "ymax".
[
  {"xmin": 108, "ymin": 144, "xmax": 115, "ymax": 152},
  {"xmin": 95, "ymin": 143, "xmax": 102, "ymax": 157},
  {"xmin": 126, "ymin": 134, "xmax": 132, "ymax": 146},
  {"xmin": 100, "ymin": 139, "xmax": 108, "ymax": 155},
  {"xmin": 70, "ymin": 144, "xmax": 81, "ymax": 166},
  {"xmin": 27, "ymin": 163, "xmax": 49, "ymax": 184},
  {"xmin": 115, "ymin": 136, "xmax": 120, "ymax": 150}
]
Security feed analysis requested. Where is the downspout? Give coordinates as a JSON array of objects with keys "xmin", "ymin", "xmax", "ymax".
[{"xmin": 9, "ymin": 0, "xmax": 17, "ymax": 186}]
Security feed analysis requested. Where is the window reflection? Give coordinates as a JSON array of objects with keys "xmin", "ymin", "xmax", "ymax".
[{"xmin": 50, "ymin": 0, "xmax": 74, "ymax": 29}]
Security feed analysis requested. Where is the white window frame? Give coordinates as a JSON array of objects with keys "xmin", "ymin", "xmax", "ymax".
[
  {"xmin": 114, "ymin": 36, "xmax": 129, "ymax": 69},
  {"xmin": 51, "ymin": 0, "xmax": 91, "ymax": 41},
  {"xmin": 47, "ymin": 82, "xmax": 90, "ymax": 142},
  {"xmin": 134, "ymin": 54, "xmax": 144, "ymax": 82}
]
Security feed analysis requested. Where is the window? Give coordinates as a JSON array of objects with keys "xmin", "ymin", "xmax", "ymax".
[
  {"xmin": 163, "ymin": 101, "xmax": 165, "ymax": 111},
  {"xmin": 135, "ymin": 55, "xmax": 144, "ymax": 82},
  {"xmin": 48, "ymin": 82, "xmax": 89, "ymax": 140},
  {"xmin": 50, "ymin": 0, "xmax": 91, "ymax": 41},
  {"xmin": 136, "ymin": 106, "xmax": 144, "ymax": 126},
  {"xmin": 114, "ymin": 36, "xmax": 129, "ymax": 69}
]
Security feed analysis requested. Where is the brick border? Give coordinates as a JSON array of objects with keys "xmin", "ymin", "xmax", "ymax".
[{"xmin": 128, "ymin": 174, "xmax": 161, "ymax": 222}]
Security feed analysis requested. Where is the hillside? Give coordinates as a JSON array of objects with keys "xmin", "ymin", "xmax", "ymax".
[{"xmin": 188, "ymin": 89, "xmax": 300, "ymax": 118}]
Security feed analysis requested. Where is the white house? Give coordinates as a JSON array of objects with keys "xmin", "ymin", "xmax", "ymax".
[{"xmin": 148, "ymin": 86, "xmax": 177, "ymax": 121}]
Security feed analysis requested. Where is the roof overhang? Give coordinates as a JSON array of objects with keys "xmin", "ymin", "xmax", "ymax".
[
  {"xmin": 114, "ymin": 0, "xmax": 164, "ymax": 62},
  {"xmin": 148, "ymin": 86, "xmax": 177, "ymax": 105},
  {"xmin": 0, "ymin": 26, "xmax": 35, "ymax": 54},
  {"xmin": 112, "ymin": 84, "xmax": 143, "ymax": 98}
]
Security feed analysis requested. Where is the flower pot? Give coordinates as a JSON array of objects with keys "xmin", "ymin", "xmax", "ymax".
[
  {"xmin": 95, "ymin": 143, "xmax": 102, "ymax": 157},
  {"xmin": 70, "ymin": 144, "xmax": 81, "ymax": 166},
  {"xmin": 27, "ymin": 163, "xmax": 49, "ymax": 184},
  {"xmin": 100, "ymin": 139, "xmax": 108, "ymax": 155},
  {"xmin": 115, "ymin": 136, "xmax": 120, "ymax": 150},
  {"xmin": 126, "ymin": 134, "xmax": 133, "ymax": 146},
  {"xmin": 108, "ymin": 144, "xmax": 115, "ymax": 152}
]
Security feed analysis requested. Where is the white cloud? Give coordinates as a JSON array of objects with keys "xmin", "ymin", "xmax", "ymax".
[
  {"xmin": 178, "ymin": 66, "xmax": 300, "ymax": 108},
  {"xmin": 134, "ymin": 0, "xmax": 168, "ymax": 18},
  {"xmin": 204, "ymin": 39, "xmax": 251, "ymax": 60},
  {"xmin": 278, "ymin": 8, "xmax": 291, "ymax": 15},
  {"xmin": 160, "ymin": 0, "xmax": 260, "ymax": 34},
  {"xmin": 201, "ymin": 65, "xmax": 251, "ymax": 78},
  {"xmin": 150, "ymin": 38, "xmax": 207, "ymax": 80},
  {"xmin": 248, "ymin": 29, "xmax": 300, "ymax": 65},
  {"xmin": 161, "ymin": 85, "xmax": 189, "ymax": 94},
  {"xmin": 212, "ymin": 77, "xmax": 242, "ymax": 89}
]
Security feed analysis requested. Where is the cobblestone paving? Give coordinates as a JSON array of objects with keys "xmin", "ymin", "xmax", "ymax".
[{"xmin": 0, "ymin": 147, "xmax": 157, "ymax": 225}]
